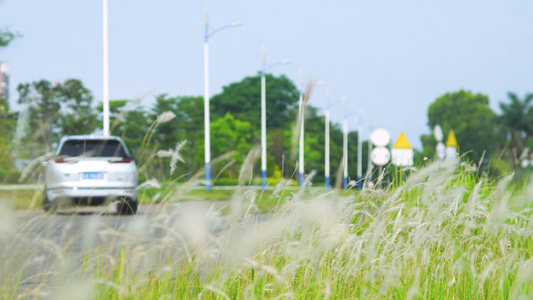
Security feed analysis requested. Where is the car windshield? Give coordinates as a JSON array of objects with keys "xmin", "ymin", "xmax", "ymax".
[{"xmin": 58, "ymin": 139, "xmax": 128, "ymax": 158}]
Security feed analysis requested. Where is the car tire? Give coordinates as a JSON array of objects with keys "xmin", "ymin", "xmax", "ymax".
[
  {"xmin": 42, "ymin": 194, "xmax": 58, "ymax": 214},
  {"xmin": 117, "ymin": 197, "xmax": 138, "ymax": 215}
]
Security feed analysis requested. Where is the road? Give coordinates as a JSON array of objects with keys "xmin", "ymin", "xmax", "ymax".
[{"xmin": 1, "ymin": 201, "xmax": 236, "ymax": 298}]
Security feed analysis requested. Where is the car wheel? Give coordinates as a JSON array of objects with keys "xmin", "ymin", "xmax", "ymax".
[
  {"xmin": 117, "ymin": 197, "xmax": 138, "ymax": 215},
  {"xmin": 42, "ymin": 194, "xmax": 58, "ymax": 214}
]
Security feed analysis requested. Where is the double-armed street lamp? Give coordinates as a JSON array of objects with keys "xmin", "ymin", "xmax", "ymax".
[
  {"xmin": 203, "ymin": 11, "xmax": 242, "ymax": 191},
  {"xmin": 260, "ymin": 47, "xmax": 291, "ymax": 188}
]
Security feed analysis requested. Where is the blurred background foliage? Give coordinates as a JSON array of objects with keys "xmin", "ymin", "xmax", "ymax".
[
  {"xmin": 1, "ymin": 27, "xmax": 532, "ymax": 185},
  {"xmin": 3, "ymin": 71, "xmax": 532, "ymax": 185}
]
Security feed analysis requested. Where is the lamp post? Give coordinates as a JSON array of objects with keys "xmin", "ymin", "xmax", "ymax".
[
  {"xmin": 339, "ymin": 98, "xmax": 359, "ymax": 190},
  {"xmin": 357, "ymin": 109, "xmax": 363, "ymax": 189},
  {"xmin": 343, "ymin": 103, "xmax": 348, "ymax": 189},
  {"xmin": 325, "ymin": 90, "xmax": 331, "ymax": 190},
  {"xmin": 203, "ymin": 11, "xmax": 242, "ymax": 191},
  {"xmin": 367, "ymin": 116, "xmax": 375, "ymax": 186},
  {"xmin": 324, "ymin": 91, "xmax": 341, "ymax": 190},
  {"xmin": 103, "ymin": 0, "xmax": 109, "ymax": 136},
  {"xmin": 297, "ymin": 70, "xmax": 304, "ymax": 187},
  {"xmin": 261, "ymin": 47, "xmax": 291, "ymax": 188},
  {"xmin": 297, "ymin": 77, "xmax": 324, "ymax": 187}
]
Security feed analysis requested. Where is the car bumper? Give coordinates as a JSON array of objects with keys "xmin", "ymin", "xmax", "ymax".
[{"xmin": 45, "ymin": 186, "xmax": 138, "ymax": 202}]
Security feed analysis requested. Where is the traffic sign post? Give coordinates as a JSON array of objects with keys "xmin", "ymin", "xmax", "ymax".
[
  {"xmin": 434, "ymin": 125, "xmax": 446, "ymax": 160},
  {"xmin": 370, "ymin": 128, "xmax": 391, "ymax": 147},
  {"xmin": 445, "ymin": 130, "xmax": 458, "ymax": 161},
  {"xmin": 436, "ymin": 143, "xmax": 446, "ymax": 160},
  {"xmin": 370, "ymin": 128, "xmax": 391, "ymax": 188},
  {"xmin": 391, "ymin": 133, "xmax": 413, "ymax": 167}
]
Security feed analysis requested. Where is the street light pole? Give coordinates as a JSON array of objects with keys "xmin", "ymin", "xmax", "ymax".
[
  {"xmin": 297, "ymin": 70, "xmax": 305, "ymax": 187},
  {"xmin": 203, "ymin": 12, "xmax": 211, "ymax": 191},
  {"xmin": 343, "ymin": 108, "xmax": 348, "ymax": 190},
  {"xmin": 325, "ymin": 93, "xmax": 342, "ymax": 190},
  {"xmin": 297, "ymin": 76, "xmax": 324, "ymax": 187},
  {"xmin": 260, "ymin": 47, "xmax": 291, "ymax": 189},
  {"xmin": 103, "ymin": 0, "xmax": 109, "ymax": 136},
  {"xmin": 367, "ymin": 117, "xmax": 374, "ymax": 185},
  {"xmin": 357, "ymin": 109, "xmax": 363, "ymax": 189},
  {"xmin": 261, "ymin": 50, "xmax": 266, "ymax": 188},
  {"xmin": 203, "ymin": 10, "xmax": 242, "ymax": 191},
  {"xmin": 325, "ymin": 91, "xmax": 331, "ymax": 190}
]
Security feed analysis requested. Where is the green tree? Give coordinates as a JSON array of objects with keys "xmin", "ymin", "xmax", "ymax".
[
  {"xmin": 211, "ymin": 73, "xmax": 300, "ymax": 180},
  {"xmin": 150, "ymin": 94, "xmax": 205, "ymax": 178},
  {"xmin": 96, "ymin": 99, "xmax": 128, "ymax": 132},
  {"xmin": 17, "ymin": 80, "xmax": 61, "ymax": 154},
  {"xmin": 280, "ymin": 106, "xmax": 348, "ymax": 185},
  {"xmin": 0, "ymin": 19, "xmax": 21, "ymax": 182},
  {"xmin": 421, "ymin": 90, "xmax": 499, "ymax": 163},
  {"xmin": 211, "ymin": 73, "xmax": 300, "ymax": 131},
  {"xmin": 175, "ymin": 96, "xmax": 204, "ymax": 176},
  {"xmin": 499, "ymin": 92, "xmax": 533, "ymax": 156},
  {"xmin": 118, "ymin": 108, "xmax": 151, "ymax": 156},
  {"xmin": 57, "ymin": 79, "xmax": 97, "ymax": 136},
  {"xmin": 211, "ymin": 112, "xmax": 253, "ymax": 178},
  {"xmin": 0, "ymin": 94, "xmax": 16, "ymax": 137},
  {"xmin": 96, "ymin": 99, "xmax": 151, "ymax": 153},
  {"xmin": 151, "ymin": 94, "xmax": 181, "ymax": 151},
  {"xmin": 0, "ymin": 94, "xmax": 18, "ymax": 182}
]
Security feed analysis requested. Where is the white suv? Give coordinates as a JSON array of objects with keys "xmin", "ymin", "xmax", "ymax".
[{"xmin": 43, "ymin": 135, "xmax": 138, "ymax": 214}]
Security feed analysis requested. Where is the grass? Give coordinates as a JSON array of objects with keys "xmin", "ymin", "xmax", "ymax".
[
  {"xmin": 3, "ymin": 160, "xmax": 533, "ymax": 298},
  {"xmin": 0, "ymin": 188, "xmax": 43, "ymax": 209},
  {"xmin": 0, "ymin": 184, "xmax": 341, "ymax": 213}
]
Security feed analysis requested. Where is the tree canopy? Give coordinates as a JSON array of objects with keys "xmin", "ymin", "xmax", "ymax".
[
  {"xmin": 211, "ymin": 73, "xmax": 300, "ymax": 131},
  {"xmin": 16, "ymin": 79, "xmax": 97, "ymax": 155},
  {"xmin": 422, "ymin": 90, "xmax": 499, "ymax": 163},
  {"xmin": 499, "ymin": 92, "xmax": 533, "ymax": 154},
  {"xmin": 7, "ymin": 73, "xmax": 531, "ymax": 185}
]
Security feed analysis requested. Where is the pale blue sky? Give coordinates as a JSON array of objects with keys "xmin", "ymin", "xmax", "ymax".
[{"xmin": 1, "ymin": 1, "xmax": 533, "ymax": 149}]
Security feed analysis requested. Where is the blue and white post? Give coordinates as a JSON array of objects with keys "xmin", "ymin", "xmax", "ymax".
[
  {"xmin": 343, "ymin": 114, "xmax": 348, "ymax": 190},
  {"xmin": 342, "ymin": 97, "xmax": 348, "ymax": 189},
  {"xmin": 260, "ymin": 48, "xmax": 291, "ymax": 189},
  {"xmin": 202, "ymin": 10, "xmax": 242, "ymax": 191},
  {"xmin": 325, "ymin": 95, "xmax": 343, "ymax": 190},
  {"xmin": 367, "ymin": 117, "xmax": 374, "ymax": 185},
  {"xmin": 324, "ymin": 92, "xmax": 331, "ymax": 190},
  {"xmin": 260, "ymin": 48, "xmax": 267, "ymax": 188},
  {"xmin": 102, "ymin": 0, "xmax": 109, "ymax": 136},
  {"xmin": 203, "ymin": 13, "xmax": 211, "ymax": 191},
  {"xmin": 298, "ymin": 70, "xmax": 305, "ymax": 187},
  {"xmin": 357, "ymin": 109, "xmax": 363, "ymax": 189}
]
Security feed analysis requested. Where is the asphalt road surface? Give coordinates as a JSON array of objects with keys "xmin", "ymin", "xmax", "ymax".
[{"xmin": 1, "ymin": 202, "xmax": 235, "ymax": 297}]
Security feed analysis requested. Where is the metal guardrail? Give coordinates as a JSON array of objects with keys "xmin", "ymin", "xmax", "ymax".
[
  {"xmin": 0, "ymin": 184, "xmax": 323, "ymax": 191},
  {"xmin": 0, "ymin": 184, "xmax": 44, "ymax": 190}
]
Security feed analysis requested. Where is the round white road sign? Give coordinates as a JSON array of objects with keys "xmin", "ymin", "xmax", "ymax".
[
  {"xmin": 371, "ymin": 146, "xmax": 391, "ymax": 166},
  {"xmin": 434, "ymin": 125, "xmax": 443, "ymax": 142},
  {"xmin": 436, "ymin": 142, "xmax": 445, "ymax": 160},
  {"xmin": 370, "ymin": 128, "xmax": 391, "ymax": 147}
]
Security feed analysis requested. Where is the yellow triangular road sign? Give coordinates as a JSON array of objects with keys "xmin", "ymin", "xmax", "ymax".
[
  {"xmin": 392, "ymin": 132, "xmax": 412, "ymax": 149},
  {"xmin": 446, "ymin": 130, "xmax": 458, "ymax": 147}
]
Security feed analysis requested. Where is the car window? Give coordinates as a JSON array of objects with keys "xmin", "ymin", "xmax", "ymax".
[{"xmin": 59, "ymin": 140, "xmax": 128, "ymax": 157}]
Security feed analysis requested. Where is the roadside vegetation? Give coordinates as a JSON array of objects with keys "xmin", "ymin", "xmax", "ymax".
[{"xmin": 3, "ymin": 160, "xmax": 533, "ymax": 298}]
